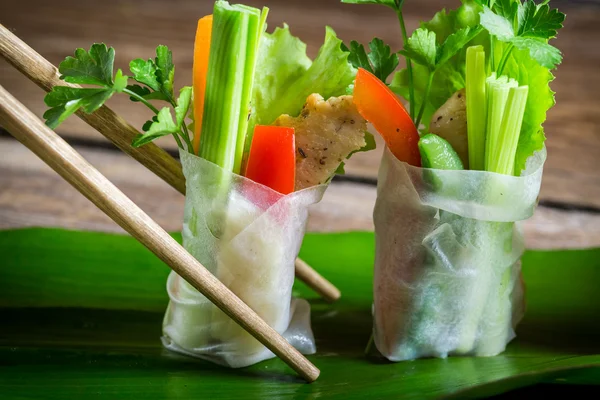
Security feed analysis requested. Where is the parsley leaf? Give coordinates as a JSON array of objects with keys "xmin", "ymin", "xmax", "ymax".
[
  {"xmin": 58, "ymin": 43, "xmax": 116, "ymax": 86},
  {"xmin": 174, "ymin": 87, "xmax": 192, "ymax": 127},
  {"xmin": 400, "ymin": 26, "xmax": 481, "ymax": 71},
  {"xmin": 480, "ymin": 6, "xmax": 514, "ymax": 41},
  {"xmin": 399, "ymin": 28, "xmax": 437, "ymax": 70},
  {"xmin": 129, "ymin": 58, "xmax": 161, "ymax": 91},
  {"xmin": 342, "ymin": 41, "xmax": 374, "ymax": 75},
  {"xmin": 510, "ymin": 36, "xmax": 562, "ymax": 69},
  {"xmin": 142, "ymin": 115, "xmax": 159, "ymax": 132},
  {"xmin": 436, "ymin": 26, "xmax": 482, "ymax": 66},
  {"xmin": 367, "ymin": 38, "xmax": 399, "ymax": 82},
  {"xmin": 44, "ymin": 87, "xmax": 114, "ymax": 128},
  {"xmin": 518, "ymin": 1, "xmax": 565, "ymax": 39},
  {"xmin": 129, "ymin": 46, "xmax": 176, "ymax": 103},
  {"xmin": 44, "ymin": 45, "xmax": 128, "ymax": 129},
  {"xmin": 112, "ymin": 69, "xmax": 128, "ymax": 92},
  {"xmin": 132, "ymin": 86, "xmax": 192, "ymax": 147},
  {"xmin": 155, "ymin": 45, "xmax": 175, "ymax": 100},
  {"xmin": 494, "ymin": 0, "xmax": 518, "ymax": 22},
  {"xmin": 480, "ymin": 1, "xmax": 565, "ymax": 70},
  {"xmin": 342, "ymin": 38, "xmax": 399, "ymax": 84},
  {"xmin": 397, "ymin": 24, "xmax": 482, "ymax": 127},
  {"xmin": 132, "ymin": 107, "xmax": 178, "ymax": 147},
  {"xmin": 44, "ymin": 43, "xmax": 194, "ymax": 151}
]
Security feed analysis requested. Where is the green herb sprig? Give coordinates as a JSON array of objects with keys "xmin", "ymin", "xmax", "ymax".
[
  {"xmin": 399, "ymin": 26, "xmax": 482, "ymax": 127},
  {"xmin": 342, "ymin": 0, "xmax": 415, "ymax": 119},
  {"xmin": 478, "ymin": 0, "xmax": 565, "ymax": 72},
  {"xmin": 43, "ymin": 44, "xmax": 194, "ymax": 152},
  {"xmin": 341, "ymin": 0, "xmax": 481, "ymax": 128},
  {"xmin": 341, "ymin": 38, "xmax": 399, "ymax": 84}
]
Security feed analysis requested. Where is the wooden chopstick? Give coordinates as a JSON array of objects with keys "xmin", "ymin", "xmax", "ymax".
[
  {"xmin": 0, "ymin": 24, "xmax": 341, "ymax": 303},
  {"xmin": 0, "ymin": 84, "xmax": 320, "ymax": 383}
]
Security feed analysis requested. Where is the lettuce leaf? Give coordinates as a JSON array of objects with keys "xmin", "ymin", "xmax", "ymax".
[
  {"xmin": 500, "ymin": 44, "xmax": 555, "ymax": 175},
  {"xmin": 247, "ymin": 24, "xmax": 312, "ymax": 137},
  {"xmin": 390, "ymin": 0, "xmax": 486, "ymax": 125},
  {"xmin": 248, "ymin": 25, "xmax": 357, "ymax": 145}
]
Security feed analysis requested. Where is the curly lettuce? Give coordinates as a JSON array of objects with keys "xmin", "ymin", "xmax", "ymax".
[
  {"xmin": 247, "ymin": 25, "xmax": 357, "ymax": 148},
  {"xmin": 499, "ymin": 44, "xmax": 555, "ymax": 175}
]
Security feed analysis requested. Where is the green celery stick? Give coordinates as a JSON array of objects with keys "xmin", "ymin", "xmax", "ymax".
[
  {"xmin": 198, "ymin": 1, "xmax": 263, "ymax": 174},
  {"xmin": 466, "ymin": 46, "xmax": 487, "ymax": 171},
  {"xmin": 458, "ymin": 84, "xmax": 529, "ymax": 355},
  {"xmin": 484, "ymin": 74, "xmax": 518, "ymax": 171},
  {"xmin": 472, "ymin": 86, "xmax": 529, "ymax": 356},
  {"xmin": 489, "ymin": 86, "xmax": 529, "ymax": 175},
  {"xmin": 180, "ymin": 1, "xmax": 266, "ymax": 347}
]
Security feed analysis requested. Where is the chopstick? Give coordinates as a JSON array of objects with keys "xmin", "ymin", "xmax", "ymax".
[
  {"xmin": 0, "ymin": 24, "xmax": 341, "ymax": 303},
  {"xmin": 0, "ymin": 84, "xmax": 320, "ymax": 383}
]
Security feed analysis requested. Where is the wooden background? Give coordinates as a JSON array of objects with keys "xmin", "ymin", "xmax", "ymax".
[{"xmin": 1, "ymin": 0, "xmax": 599, "ymax": 249}]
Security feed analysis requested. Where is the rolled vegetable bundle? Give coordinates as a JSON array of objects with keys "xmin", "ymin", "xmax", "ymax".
[
  {"xmin": 161, "ymin": 1, "xmax": 373, "ymax": 367},
  {"xmin": 372, "ymin": 145, "xmax": 545, "ymax": 360},
  {"xmin": 162, "ymin": 150, "xmax": 327, "ymax": 367},
  {"xmin": 342, "ymin": 0, "xmax": 564, "ymax": 361}
]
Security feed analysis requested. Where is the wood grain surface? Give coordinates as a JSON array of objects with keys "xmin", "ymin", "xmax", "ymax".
[{"xmin": 1, "ymin": 0, "xmax": 599, "ymax": 249}]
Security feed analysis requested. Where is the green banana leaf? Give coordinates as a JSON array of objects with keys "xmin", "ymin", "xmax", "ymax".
[{"xmin": 0, "ymin": 227, "xmax": 599, "ymax": 399}]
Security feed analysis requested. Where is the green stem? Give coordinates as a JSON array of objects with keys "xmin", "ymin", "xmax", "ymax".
[
  {"xmin": 123, "ymin": 88, "xmax": 160, "ymax": 114},
  {"xmin": 180, "ymin": 123, "xmax": 194, "ymax": 153},
  {"xmin": 164, "ymin": 91, "xmax": 194, "ymax": 153},
  {"xmin": 396, "ymin": 9, "xmax": 415, "ymax": 122},
  {"xmin": 415, "ymin": 71, "xmax": 434, "ymax": 128},
  {"xmin": 496, "ymin": 44, "xmax": 514, "ymax": 75},
  {"xmin": 490, "ymin": 36, "xmax": 495, "ymax": 72},
  {"xmin": 123, "ymin": 87, "xmax": 185, "ymax": 149},
  {"xmin": 466, "ymin": 45, "xmax": 487, "ymax": 171},
  {"xmin": 180, "ymin": 130, "xmax": 193, "ymax": 153},
  {"xmin": 171, "ymin": 131, "xmax": 184, "ymax": 149}
]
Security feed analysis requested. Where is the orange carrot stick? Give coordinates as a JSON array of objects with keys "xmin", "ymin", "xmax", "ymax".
[{"xmin": 192, "ymin": 15, "xmax": 213, "ymax": 154}]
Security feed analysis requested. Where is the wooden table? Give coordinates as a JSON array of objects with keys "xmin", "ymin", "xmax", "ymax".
[{"xmin": 1, "ymin": 0, "xmax": 599, "ymax": 249}]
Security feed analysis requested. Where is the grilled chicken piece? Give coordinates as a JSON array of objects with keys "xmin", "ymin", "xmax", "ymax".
[
  {"xmin": 274, "ymin": 93, "xmax": 368, "ymax": 191},
  {"xmin": 429, "ymin": 88, "xmax": 469, "ymax": 168}
]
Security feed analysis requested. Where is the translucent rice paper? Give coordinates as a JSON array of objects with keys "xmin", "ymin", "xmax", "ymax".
[
  {"xmin": 162, "ymin": 150, "xmax": 327, "ymax": 368},
  {"xmin": 373, "ymin": 146, "xmax": 546, "ymax": 361}
]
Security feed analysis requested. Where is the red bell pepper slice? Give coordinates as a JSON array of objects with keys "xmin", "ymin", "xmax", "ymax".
[
  {"xmin": 244, "ymin": 125, "xmax": 296, "ymax": 195},
  {"xmin": 353, "ymin": 67, "xmax": 421, "ymax": 167}
]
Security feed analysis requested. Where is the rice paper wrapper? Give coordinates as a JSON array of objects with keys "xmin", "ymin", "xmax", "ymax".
[
  {"xmin": 162, "ymin": 150, "xmax": 327, "ymax": 368},
  {"xmin": 373, "ymin": 146, "xmax": 546, "ymax": 361}
]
